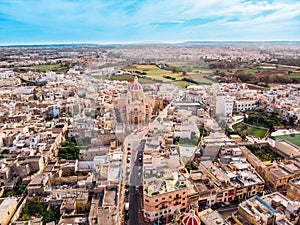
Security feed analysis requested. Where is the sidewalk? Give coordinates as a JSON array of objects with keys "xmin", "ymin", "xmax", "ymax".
[{"xmin": 137, "ymin": 189, "xmax": 152, "ymax": 225}]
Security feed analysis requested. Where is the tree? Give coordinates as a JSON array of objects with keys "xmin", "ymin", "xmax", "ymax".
[{"xmin": 289, "ymin": 117, "xmax": 295, "ymax": 126}]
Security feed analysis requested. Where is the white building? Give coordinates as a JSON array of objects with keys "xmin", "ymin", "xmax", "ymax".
[
  {"xmin": 235, "ymin": 100, "xmax": 257, "ymax": 112},
  {"xmin": 215, "ymin": 95, "xmax": 235, "ymax": 117},
  {"xmin": 0, "ymin": 70, "xmax": 14, "ymax": 79}
]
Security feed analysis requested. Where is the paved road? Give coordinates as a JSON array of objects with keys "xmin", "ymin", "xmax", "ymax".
[
  {"xmin": 217, "ymin": 205, "xmax": 238, "ymax": 217},
  {"xmin": 128, "ymin": 140, "xmax": 144, "ymax": 225}
]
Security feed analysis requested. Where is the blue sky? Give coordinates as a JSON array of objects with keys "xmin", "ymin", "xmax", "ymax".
[{"xmin": 0, "ymin": 0, "xmax": 299, "ymax": 44}]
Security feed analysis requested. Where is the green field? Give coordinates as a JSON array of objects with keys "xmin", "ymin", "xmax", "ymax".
[
  {"xmin": 173, "ymin": 80, "xmax": 191, "ymax": 88},
  {"xmin": 93, "ymin": 74, "xmax": 157, "ymax": 84},
  {"xmin": 190, "ymin": 76, "xmax": 214, "ymax": 85},
  {"xmin": 123, "ymin": 64, "xmax": 215, "ymax": 87},
  {"xmin": 288, "ymin": 72, "xmax": 300, "ymax": 79},
  {"xmin": 246, "ymin": 127, "xmax": 268, "ymax": 138},
  {"xmin": 246, "ymin": 145, "xmax": 283, "ymax": 162},
  {"xmin": 272, "ymin": 133, "xmax": 300, "ymax": 147},
  {"xmin": 233, "ymin": 122, "xmax": 268, "ymax": 138},
  {"xmin": 123, "ymin": 64, "xmax": 184, "ymax": 82},
  {"xmin": 31, "ymin": 64, "xmax": 69, "ymax": 73},
  {"xmin": 94, "ymin": 64, "xmax": 216, "ymax": 88}
]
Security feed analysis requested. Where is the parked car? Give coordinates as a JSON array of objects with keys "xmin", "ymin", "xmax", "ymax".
[
  {"xmin": 125, "ymin": 212, "xmax": 129, "ymax": 220},
  {"xmin": 125, "ymin": 202, "xmax": 130, "ymax": 211}
]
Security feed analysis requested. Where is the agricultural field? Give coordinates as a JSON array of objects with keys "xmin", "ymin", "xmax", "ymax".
[
  {"xmin": 272, "ymin": 133, "xmax": 300, "ymax": 147},
  {"xmin": 212, "ymin": 62, "xmax": 300, "ymax": 85},
  {"xmin": 122, "ymin": 64, "xmax": 185, "ymax": 82},
  {"xmin": 93, "ymin": 74, "xmax": 156, "ymax": 84},
  {"xmin": 122, "ymin": 64, "xmax": 215, "ymax": 87},
  {"xmin": 94, "ymin": 63, "xmax": 216, "ymax": 88},
  {"xmin": 189, "ymin": 73, "xmax": 215, "ymax": 84},
  {"xmin": 31, "ymin": 64, "xmax": 69, "ymax": 73},
  {"xmin": 173, "ymin": 80, "xmax": 192, "ymax": 88}
]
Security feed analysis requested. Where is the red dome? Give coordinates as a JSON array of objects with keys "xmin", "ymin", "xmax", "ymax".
[
  {"xmin": 182, "ymin": 210, "xmax": 201, "ymax": 225},
  {"xmin": 130, "ymin": 76, "xmax": 143, "ymax": 92}
]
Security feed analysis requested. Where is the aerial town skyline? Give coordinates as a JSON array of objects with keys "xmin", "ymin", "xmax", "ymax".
[
  {"xmin": 0, "ymin": 1, "xmax": 300, "ymax": 225},
  {"xmin": 0, "ymin": 42, "xmax": 300, "ymax": 225}
]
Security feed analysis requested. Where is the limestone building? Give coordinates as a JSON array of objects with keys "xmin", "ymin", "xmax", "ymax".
[{"xmin": 116, "ymin": 76, "xmax": 154, "ymax": 126}]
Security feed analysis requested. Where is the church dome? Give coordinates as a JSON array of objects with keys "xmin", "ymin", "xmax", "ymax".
[
  {"xmin": 129, "ymin": 76, "xmax": 143, "ymax": 92},
  {"xmin": 182, "ymin": 210, "xmax": 201, "ymax": 225}
]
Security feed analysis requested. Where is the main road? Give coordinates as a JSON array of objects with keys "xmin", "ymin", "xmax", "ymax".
[
  {"xmin": 123, "ymin": 129, "xmax": 147, "ymax": 225},
  {"xmin": 128, "ymin": 143, "xmax": 143, "ymax": 225},
  {"xmin": 122, "ymin": 87, "xmax": 181, "ymax": 225}
]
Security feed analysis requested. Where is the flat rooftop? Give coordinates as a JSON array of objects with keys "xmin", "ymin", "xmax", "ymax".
[
  {"xmin": 173, "ymin": 102, "xmax": 202, "ymax": 107},
  {"xmin": 144, "ymin": 169, "xmax": 184, "ymax": 196},
  {"xmin": 107, "ymin": 164, "xmax": 120, "ymax": 181},
  {"xmin": 289, "ymin": 176, "xmax": 300, "ymax": 186},
  {"xmin": 0, "ymin": 198, "xmax": 17, "ymax": 215},
  {"xmin": 240, "ymin": 196, "xmax": 274, "ymax": 217},
  {"xmin": 103, "ymin": 189, "xmax": 117, "ymax": 207},
  {"xmin": 200, "ymin": 210, "xmax": 229, "ymax": 225}
]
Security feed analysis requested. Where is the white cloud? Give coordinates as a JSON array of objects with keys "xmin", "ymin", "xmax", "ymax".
[{"xmin": 0, "ymin": 0, "xmax": 299, "ymax": 42}]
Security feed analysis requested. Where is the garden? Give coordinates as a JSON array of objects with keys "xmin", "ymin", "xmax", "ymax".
[{"xmin": 246, "ymin": 145, "xmax": 283, "ymax": 162}]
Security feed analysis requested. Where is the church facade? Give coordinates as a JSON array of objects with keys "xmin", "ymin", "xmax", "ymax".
[{"xmin": 116, "ymin": 76, "xmax": 155, "ymax": 126}]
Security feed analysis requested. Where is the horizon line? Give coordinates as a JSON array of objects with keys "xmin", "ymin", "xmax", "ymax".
[{"xmin": 1, "ymin": 40, "xmax": 300, "ymax": 47}]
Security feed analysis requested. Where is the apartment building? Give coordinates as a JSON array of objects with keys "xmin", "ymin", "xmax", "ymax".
[
  {"xmin": 215, "ymin": 94, "xmax": 235, "ymax": 117},
  {"xmin": 143, "ymin": 168, "xmax": 188, "ymax": 222},
  {"xmin": 195, "ymin": 146, "xmax": 264, "ymax": 207},
  {"xmin": 234, "ymin": 99, "xmax": 257, "ymax": 112},
  {"xmin": 263, "ymin": 162, "xmax": 300, "ymax": 192},
  {"xmin": 286, "ymin": 176, "xmax": 300, "ymax": 201},
  {"xmin": 237, "ymin": 192, "xmax": 300, "ymax": 225}
]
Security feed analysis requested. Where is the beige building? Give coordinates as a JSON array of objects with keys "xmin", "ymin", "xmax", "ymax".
[
  {"xmin": 0, "ymin": 198, "xmax": 18, "ymax": 225},
  {"xmin": 143, "ymin": 168, "xmax": 188, "ymax": 222},
  {"xmin": 286, "ymin": 176, "xmax": 300, "ymax": 201},
  {"xmin": 274, "ymin": 140, "xmax": 300, "ymax": 158},
  {"xmin": 200, "ymin": 209, "xmax": 229, "ymax": 225},
  {"xmin": 75, "ymin": 192, "xmax": 89, "ymax": 213},
  {"xmin": 115, "ymin": 76, "xmax": 154, "ymax": 126},
  {"xmin": 263, "ymin": 163, "xmax": 300, "ymax": 192},
  {"xmin": 237, "ymin": 192, "xmax": 300, "ymax": 225}
]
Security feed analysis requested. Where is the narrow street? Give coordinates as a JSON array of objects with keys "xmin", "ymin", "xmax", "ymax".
[{"xmin": 218, "ymin": 205, "xmax": 238, "ymax": 217}]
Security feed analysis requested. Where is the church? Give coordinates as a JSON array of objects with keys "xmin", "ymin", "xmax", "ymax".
[{"xmin": 115, "ymin": 76, "xmax": 155, "ymax": 126}]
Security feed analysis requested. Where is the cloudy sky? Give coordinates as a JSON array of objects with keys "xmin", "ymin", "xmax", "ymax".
[{"xmin": 0, "ymin": 0, "xmax": 299, "ymax": 44}]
